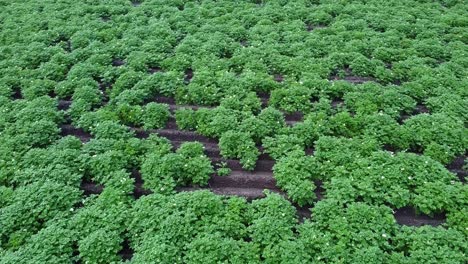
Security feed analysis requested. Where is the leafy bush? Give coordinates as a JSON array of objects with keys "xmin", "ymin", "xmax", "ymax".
[
  {"xmin": 391, "ymin": 226, "xmax": 467, "ymax": 263},
  {"xmin": 129, "ymin": 191, "xmax": 246, "ymax": 248},
  {"xmin": 1, "ymin": 0, "xmax": 467, "ymax": 261},
  {"xmin": 325, "ymin": 151, "xmax": 459, "ymax": 210},
  {"xmin": 219, "ymin": 131, "xmax": 259, "ymax": 170},
  {"xmin": 269, "ymin": 84, "xmax": 313, "ymax": 113},
  {"xmin": 70, "ymin": 188, "xmax": 130, "ymax": 242},
  {"xmin": 184, "ymin": 234, "xmax": 259, "ymax": 263},
  {"xmin": 298, "ymin": 200, "xmax": 397, "ymax": 262},
  {"xmin": 273, "ymin": 150, "xmax": 318, "ymax": 206},
  {"xmin": 0, "ymin": 181, "xmax": 81, "ymax": 249},
  {"xmin": 0, "ymin": 223, "xmax": 77, "ymax": 264},
  {"xmin": 344, "ymin": 83, "xmax": 416, "ymax": 118},
  {"xmin": 239, "ymin": 107, "xmax": 286, "ymax": 142},
  {"xmin": 78, "ymin": 229, "xmax": 123, "ymax": 264},
  {"xmin": 175, "ymin": 108, "xmax": 198, "ymax": 130},
  {"xmin": 262, "ymin": 134, "xmax": 304, "ymax": 160},
  {"xmin": 115, "ymin": 103, "xmax": 144, "ymax": 126},
  {"xmin": 195, "ymin": 107, "xmax": 240, "ymax": 138},
  {"xmin": 220, "ymin": 92, "xmax": 262, "ymax": 114},
  {"xmin": 403, "ymin": 113, "xmax": 467, "ymax": 164},
  {"xmin": 141, "ymin": 142, "xmax": 214, "ymax": 193},
  {"xmin": 89, "ymin": 120, "xmax": 135, "ymax": 140},
  {"xmin": 142, "ymin": 102, "xmax": 170, "ymax": 129},
  {"xmin": 358, "ymin": 113, "xmax": 411, "ymax": 150}
]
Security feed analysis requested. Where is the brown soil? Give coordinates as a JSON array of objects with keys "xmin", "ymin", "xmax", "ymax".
[
  {"xmin": 274, "ymin": 74, "xmax": 284, "ymax": 83},
  {"xmin": 329, "ymin": 67, "xmax": 375, "ymax": 84},
  {"xmin": 118, "ymin": 239, "xmax": 133, "ymax": 260},
  {"xmin": 283, "ymin": 111, "xmax": 303, "ymax": 121},
  {"xmin": 58, "ymin": 100, "xmax": 72, "ymax": 110},
  {"xmin": 257, "ymin": 92, "xmax": 270, "ymax": 107},
  {"xmin": 60, "ymin": 124, "xmax": 92, "ymax": 142},
  {"xmin": 154, "ymin": 96, "xmax": 176, "ymax": 104},
  {"xmin": 393, "ymin": 207, "xmax": 445, "ymax": 226},
  {"xmin": 184, "ymin": 68, "xmax": 193, "ymax": 83},
  {"xmin": 446, "ymin": 155, "xmax": 467, "ymax": 183},
  {"xmin": 148, "ymin": 66, "xmax": 162, "ymax": 74},
  {"xmin": 12, "ymin": 89, "xmax": 22, "ymax": 100},
  {"xmin": 331, "ymin": 99, "xmax": 345, "ymax": 109},
  {"xmin": 112, "ymin": 59, "xmax": 125, "ymax": 67},
  {"xmin": 209, "ymin": 171, "xmax": 277, "ymax": 189},
  {"xmin": 306, "ymin": 24, "xmax": 327, "ymax": 32}
]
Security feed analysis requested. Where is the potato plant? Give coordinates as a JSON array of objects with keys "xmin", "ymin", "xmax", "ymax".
[
  {"xmin": 141, "ymin": 142, "xmax": 214, "ymax": 193},
  {"xmin": 219, "ymin": 131, "xmax": 260, "ymax": 171}
]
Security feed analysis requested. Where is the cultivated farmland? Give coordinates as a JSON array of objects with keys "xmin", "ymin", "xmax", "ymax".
[{"xmin": 0, "ymin": 0, "xmax": 467, "ymax": 263}]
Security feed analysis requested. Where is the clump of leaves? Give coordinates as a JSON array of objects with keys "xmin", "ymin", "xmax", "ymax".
[
  {"xmin": 141, "ymin": 142, "xmax": 214, "ymax": 193},
  {"xmin": 273, "ymin": 150, "xmax": 319, "ymax": 206},
  {"xmin": 219, "ymin": 131, "xmax": 259, "ymax": 170},
  {"xmin": 142, "ymin": 102, "xmax": 170, "ymax": 129},
  {"xmin": 216, "ymin": 162, "xmax": 232, "ymax": 176},
  {"xmin": 403, "ymin": 113, "xmax": 467, "ymax": 164},
  {"xmin": 0, "ymin": 181, "xmax": 81, "ymax": 249},
  {"xmin": 262, "ymin": 134, "xmax": 305, "ymax": 160},
  {"xmin": 78, "ymin": 229, "xmax": 123, "ymax": 264},
  {"xmin": 175, "ymin": 108, "xmax": 197, "ymax": 130},
  {"xmin": 269, "ymin": 84, "xmax": 313, "ymax": 113}
]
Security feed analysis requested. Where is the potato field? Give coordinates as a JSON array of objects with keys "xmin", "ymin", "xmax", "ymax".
[{"xmin": 0, "ymin": 0, "xmax": 467, "ymax": 263}]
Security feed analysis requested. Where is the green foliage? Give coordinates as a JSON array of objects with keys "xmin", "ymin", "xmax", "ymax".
[
  {"xmin": 344, "ymin": 83, "xmax": 416, "ymax": 118},
  {"xmin": 0, "ymin": 186, "xmax": 13, "ymax": 208},
  {"xmin": 184, "ymin": 234, "xmax": 260, "ymax": 264},
  {"xmin": 403, "ymin": 113, "xmax": 467, "ymax": 164},
  {"xmin": 298, "ymin": 200, "xmax": 397, "ymax": 263},
  {"xmin": 175, "ymin": 108, "xmax": 198, "ymax": 130},
  {"xmin": 194, "ymin": 107, "xmax": 240, "ymax": 138},
  {"xmin": 141, "ymin": 142, "xmax": 214, "ymax": 193},
  {"xmin": 425, "ymin": 94, "xmax": 467, "ymax": 122},
  {"xmin": 89, "ymin": 120, "xmax": 135, "ymax": 140},
  {"xmin": 391, "ymin": 226, "xmax": 467, "ymax": 263},
  {"xmin": 358, "ymin": 113, "xmax": 411, "ymax": 150},
  {"xmin": 78, "ymin": 229, "xmax": 123, "ymax": 264},
  {"xmin": 129, "ymin": 191, "xmax": 247, "ymax": 252},
  {"xmin": 220, "ymin": 92, "xmax": 262, "ymax": 114},
  {"xmin": 0, "ymin": 181, "xmax": 81, "ymax": 249},
  {"xmin": 142, "ymin": 102, "xmax": 170, "ymax": 129},
  {"xmin": 286, "ymin": 112, "xmax": 329, "ymax": 147},
  {"xmin": 262, "ymin": 134, "xmax": 304, "ymax": 160},
  {"xmin": 219, "ymin": 131, "xmax": 259, "ymax": 170},
  {"xmin": 70, "ymin": 188, "xmax": 130, "ymax": 240},
  {"xmin": 239, "ymin": 107, "xmax": 286, "ymax": 142},
  {"xmin": 1, "ymin": 0, "xmax": 467, "ymax": 261},
  {"xmin": 325, "ymin": 151, "xmax": 459, "ymax": 210},
  {"xmin": 269, "ymin": 84, "xmax": 313, "ymax": 113},
  {"xmin": 216, "ymin": 162, "xmax": 232, "ymax": 176},
  {"xmin": 273, "ymin": 150, "xmax": 318, "ymax": 206},
  {"xmin": 0, "ymin": 223, "xmax": 77, "ymax": 264},
  {"xmin": 327, "ymin": 111, "xmax": 360, "ymax": 138}
]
